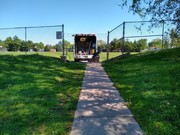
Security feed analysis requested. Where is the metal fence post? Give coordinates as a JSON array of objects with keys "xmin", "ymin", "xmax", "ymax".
[
  {"xmin": 24, "ymin": 27, "xmax": 28, "ymax": 53},
  {"xmin": 107, "ymin": 31, "xmax": 110, "ymax": 60},
  {"xmin": 62, "ymin": 24, "xmax": 65, "ymax": 56},
  {"xmin": 162, "ymin": 20, "xmax": 165, "ymax": 49},
  {"xmin": 122, "ymin": 22, "xmax": 125, "ymax": 54},
  {"xmin": 25, "ymin": 27, "xmax": 27, "ymax": 42}
]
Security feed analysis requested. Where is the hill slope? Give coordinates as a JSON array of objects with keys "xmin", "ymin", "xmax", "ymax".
[{"xmin": 103, "ymin": 48, "xmax": 180, "ymax": 135}]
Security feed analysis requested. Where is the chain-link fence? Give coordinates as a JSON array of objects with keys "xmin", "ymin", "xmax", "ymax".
[
  {"xmin": 107, "ymin": 20, "xmax": 179, "ymax": 60},
  {"xmin": 0, "ymin": 21, "xmax": 179, "ymax": 61},
  {"xmin": 0, "ymin": 25, "xmax": 64, "ymax": 54}
]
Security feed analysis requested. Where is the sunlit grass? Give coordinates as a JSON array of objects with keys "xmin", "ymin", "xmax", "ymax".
[
  {"xmin": 103, "ymin": 48, "xmax": 180, "ymax": 135},
  {"xmin": 0, "ymin": 53, "xmax": 85, "ymax": 134},
  {"xmin": 0, "ymin": 51, "xmax": 121, "ymax": 62},
  {"xmin": 99, "ymin": 52, "xmax": 120, "ymax": 62}
]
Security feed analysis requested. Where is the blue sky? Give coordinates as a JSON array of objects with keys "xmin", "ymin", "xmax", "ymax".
[{"xmin": 0, "ymin": 0, "xmax": 165, "ymax": 44}]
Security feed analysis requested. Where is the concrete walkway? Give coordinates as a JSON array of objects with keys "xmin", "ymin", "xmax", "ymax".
[{"xmin": 70, "ymin": 63, "xmax": 143, "ymax": 135}]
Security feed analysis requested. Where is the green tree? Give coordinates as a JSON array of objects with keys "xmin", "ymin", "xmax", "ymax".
[
  {"xmin": 0, "ymin": 40, "xmax": 5, "ymax": 48},
  {"xmin": 44, "ymin": 45, "xmax": 51, "ymax": 52},
  {"xmin": 13, "ymin": 36, "xmax": 21, "ymax": 51},
  {"xmin": 26, "ymin": 40, "xmax": 34, "ymax": 51},
  {"xmin": 4, "ymin": 36, "xmax": 21, "ymax": 51},
  {"xmin": 170, "ymin": 29, "xmax": 180, "ymax": 47},
  {"xmin": 5, "ymin": 37, "xmax": 14, "ymax": 51},
  {"xmin": 20, "ymin": 41, "xmax": 28, "ymax": 52},
  {"xmin": 148, "ymin": 38, "xmax": 162, "ymax": 48},
  {"xmin": 33, "ymin": 43, "xmax": 39, "ymax": 52},
  {"xmin": 97, "ymin": 40, "xmax": 106, "ymax": 50},
  {"xmin": 136, "ymin": 39, "xmax": 147, "ymax": 52},
  {"xmin": 60, "ymin": 40, "xmax": 73, "ymax": 52},
  {"xmin": 124, "ymin": 40, "xmax": 134, "ymax": 52},
  {"xmin": 119, "ymin": 0, "xmax": 180, "ymax": 35},
  {"xmin": 109, "ymin": 38, "xmax": 122, "ymax": 51},
  {"xmin": 32, "ymin": 42, "xmax": 44, "ymax": 52},
  {"xmin": 64, "ymin": 40, "xmax": 71, "ymax": 49},
  {"xmin": 55, "ymin": 43, "xmax": 62, "ymax": 52},
  {"xmin": 163, "ymin": 35, "xmax": 170, "ymax": 49},
  {"xmin": 38, "ymin": 42, "xmax": 44, "ymax": 49}
]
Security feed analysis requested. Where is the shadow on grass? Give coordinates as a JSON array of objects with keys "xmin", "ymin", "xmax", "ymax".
[
  {"xmin": 0, "ymin": 54, "xmax": 85, "ymax": 134},
  {"xmin": 103, "ymin": 48, "xmax": 180, "ymax": 135}
]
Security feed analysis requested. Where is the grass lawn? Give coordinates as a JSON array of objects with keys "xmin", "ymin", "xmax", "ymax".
[
  {"xmin": 99, "ymin": 52, "xmax": 120, "ymax": 62},
  {"xmin": 0, "ymin": 52, "xmax": 120, "ymax": 62},
  {"xmin": 0, "ymin": 53, "xmax": 85, "ymax": 134},
  {"xmin": 103, "ymin": 48, "xmax": 180, "ymax": 135}
]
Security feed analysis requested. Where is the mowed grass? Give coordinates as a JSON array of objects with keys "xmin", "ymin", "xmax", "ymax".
[
  {"xmin": 0, "ymin": 53, "xmax": 85, "ymax": 134},
  {"xmin": 99, "ymin": 52, "xmax": 120, "ymax": 62},
  {"xmin": 0, "ymin": 51, "xmax": 120, "ymax": 62},
  {"xmin": 103, "ymin": 48, "xmax": 180, "ymax": 135}
]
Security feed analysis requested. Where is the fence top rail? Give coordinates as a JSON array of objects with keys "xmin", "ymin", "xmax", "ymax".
[
  {"xmin": 109, "ymin": 23, "xmax": 123, "ymax": 33},
  {"xmin": 125, "ymin": 20, "xmax": 178, "ymax": 24},
  {"xmin": 125, "ymin": 34, "xmax": 162, "ymax": 38},
  {"xmin": 0, "ymin": 24, "xmax": 63, "ymax": 30}
]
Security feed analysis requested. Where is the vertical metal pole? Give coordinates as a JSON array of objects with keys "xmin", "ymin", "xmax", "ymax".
[
  {"xmin": 107, "ymin": 31, "xmax": 110, "ymax": 60},
  {"xmin": 122, "ymin": 22, "xmax": 125, "ymax": 54},
  {"xmin": 25, "ymin": 27, "xmax": 27, "ymax": 53},
  {"xmin": 25, "ymin": 27, "xmax": 27, "ymax": 41},
  {"xmin": 162, "ymin": 20, "xmax": 165, "ymax": 50},
  {"xmin": 62, "ymin": 24, "xmax": 65, "ymax": 56}
]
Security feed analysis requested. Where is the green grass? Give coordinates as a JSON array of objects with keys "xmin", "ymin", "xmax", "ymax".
[
  {"xmin": 0, "ymin": 52, "xmax": 120, "ymax": 62},
  {"xmin": 103, "ymin": 48, "xmax": 180, "ymax": 135},
  {"xmin": 0, "ymin": 53, "xmax": 85, "ymax": 134},
  {"xmin": 0, "ymin": 52, "xmax": 62, "ymax": 58},
  {"xmin": 99, "ymin": 52, "xmax": 120, "ymax": 62}
]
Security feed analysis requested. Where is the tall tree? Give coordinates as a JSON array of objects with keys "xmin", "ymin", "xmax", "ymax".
[
  {"xmin": 136, "ymin": 39, "xmax": 148, "ymax": 51},
  {"xmin": 109, "ymin": 38, "xmax": 122, "ymax": 51},
  {"xmin": 119, "ymin": 0, "xmax": 180, "ymax": 35},
  {"xmin": 26, "ymin": 40, "xmax": 34, "ymax": 51},
  {"xmin": 44, "ymin": 45, "xmax": 51, "ymax": 52},
  {"xmin": 148, "ymin": 38, "xmax": 162, "ymax": 48},
  {"xmin": 38, "ymin": 42, "xmax": 44, "ymax": 49},
  {"xmin": 20, "ymin": 41, "xmax": 28, "ymax": 52},
  {"xmin": 163, "ymin": 35, "xmax": 170, "ymax": 49},
  {"xmin": 0, "ymin": 40, "xmax": 5, "ymax": 48},
  {"xmin": 97, "ymin": 40, "xmax": 106, "ymax": 50},
  {"xmin": 170, "ymin": 28, "xmax": 180, "ymax": 47},
  {"xmin": 55, "ymin": 43, "xmax": 62, "ymax": 52},
  {"xmin": 64, "ymin": 40, "xmax": 72, "ymax": 49},
  {"xmin": 13, "ymin": 36, "xmax": 21, "ymax": 51},
  {"xmin": 4, "ymin": 37, "xmax": 14, "ymax": 51},
  {"xmin": 124, "ymin": 40, "xmax": 134, "ymax": 52},
  {"xmin": 32, "ymin": 42, "xmax": 44, "ymax": 52}
]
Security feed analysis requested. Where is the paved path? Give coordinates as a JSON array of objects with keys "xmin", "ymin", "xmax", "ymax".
[{"xmin": 70, "ymin": 63, "xmax": 143, "ymax": 135}]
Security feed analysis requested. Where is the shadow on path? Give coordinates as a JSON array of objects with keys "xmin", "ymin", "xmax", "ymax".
[{"xmin": 71, "ymin": 63, "xmax": 143, "ymax": 135}]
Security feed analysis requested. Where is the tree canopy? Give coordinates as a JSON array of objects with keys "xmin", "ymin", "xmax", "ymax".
[
  {"xmin": 170, "ymin": 28, "xmax": 180, "ymax": 47},
  {"xmin": 109, "ymin": 38, "xmax": 148, "ymax": 52},
  {"xmin": 3, "ymin": 36, "xmax": 45, "ymax": 52},
  {"xmin": 97, "ymin": 40, "xmax": 106, "ymax": 50},
  {"xmin": 119, "ymin": 0, "xmax": 180, "ymax": 35}
]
